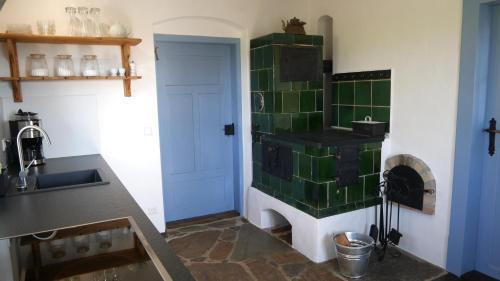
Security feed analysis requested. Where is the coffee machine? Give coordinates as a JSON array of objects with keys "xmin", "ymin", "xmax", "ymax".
[{"xmin": 7, "ymin": 109, "xmax": 47, "ymax": 166}]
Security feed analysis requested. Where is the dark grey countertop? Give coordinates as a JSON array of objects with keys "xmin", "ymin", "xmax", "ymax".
[
  {"xmin": 263, "ymin": 128, "xmax": 385, "ymax": 148},
  {"xmin": 0, "ymin": 154, "xmax": 194, "ymax": 281}
]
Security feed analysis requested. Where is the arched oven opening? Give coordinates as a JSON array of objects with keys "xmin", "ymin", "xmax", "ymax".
[{"xmin": 384, "ymin": 154, "xmax": 436, "ymax": 215}]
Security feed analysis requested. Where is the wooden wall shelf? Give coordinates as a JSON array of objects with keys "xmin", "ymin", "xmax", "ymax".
[
  {"xmin": 0, "ymin": 33, "xmax": 141, "ymax": 46},
  {"xmin": 0, "ymin": 33, "xmax": 142, "ymax": 102}
]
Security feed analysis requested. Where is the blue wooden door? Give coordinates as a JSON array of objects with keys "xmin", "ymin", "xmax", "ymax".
[
  {"xmin": 156, "ymin": 41, "xmax": 235, "ymax": 222},
  {"xmin": 476, "ymin": 4, "xmax": 500, "ymax": 279}
]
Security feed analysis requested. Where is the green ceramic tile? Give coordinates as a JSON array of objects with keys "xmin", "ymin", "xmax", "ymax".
[
  {"xmin": 316, "ymin": 91, "xmax": 323, "ymax": 111},
  {"xmin": 354, "ymin": 106, "xmax": 372, "ymax": 122},
  {"xmin": 339, "ymin": 106, "xmax": 354, "ymax": 128},
  {"xmin": 312, "ymin": 36, "xmax": 323, "ymax": 46},
  {"xmin": 272, "ymin": 33, "xmax": 294, "ymax": 45},
  {"xmin": 252, "ymin": 113, "xmax": 271, "ymax": 133},
  {"xmin": 292, "ymin": 81, "xmax": 307, "ymax": 91},
  {"xmin": 313, "ymin": 156, "xmax": 336, "ymax": 182},
  {"xmin": 294, "ymin": 34, "xmax": 312, "ymax": 45},
  {"xmin": 263, "ymin": 92, "xmax": 274, "ymax": 113},
  {"xmin": 329, "ymin": 182, "xmax": 346, "ymax": 206},
  {"xmin": 374, "ymin": 149, "xmax": 381, "ymax": 173},
  {"xmin": 261, "ymin": 171, "xmax": 270, "ymax": 186},
  {"xmin": 293, "ymin": 152, "xmax": 299, "ymax": 176},
  {"xmin": 251, "ymin": 93, "xmax": 258, "ymax": 113},
  {"xmin": 338, "ymin": 203, "xmax": 356, "ymax": 214},
  {"xmin": 273, "ymin": 114, "xmax": 291, "ymax": 133},
  {"xmin": 300, "ymin": 91, "xmax": 316, "ymax": 112},
  {"xmin": 346, "ymin": 182, "xmax": 364, "ymax": 203},
  {"xmin": 294, "ymin": 201, "xmax": 313, "ymax": 216},
  {"xmin": 331, "ymin": 105, "xmax": 339, "ymax": 127},
  {"xmin": 292, "ymin": 177, "xmax": 305, "ymax": 201},
  {"xmin": 283, "ymin": 92, "xmax": 300, "ymax": 113},
  {"xmin": 274, "ymin": 92, "xmax": 282, "ymax": 113},
  {"xmin": 308, "ymin": 112, "xmax": 323, "ymax": 131},
  {"xmin": 365, "ymin": 174, "xmax": 381, "ymax": 199},
  {"xmin": 332, "ymin": 83, "xmax": 339, "ymax": 104},
  {"xmin": 298, "ymin": 153, "xmax": 312, "ymax": 180},
  {"xmin": 268, "ymin": 70, "xmax": 274, "ymax": 92},
  {"xmin": 372, "ymin": 80, "xmax": 391, "ymax": 106},
  {"xmin": 270, "ymin": 175, "xmax": 281, "ymax": 194},
  {"xmin": 250, "ymin": 49, "xmax": 256, "ymax": 70},
  {"xmin": 329, "ymin": 146, "xmax": 338, "ymax": 156},
  {"xmin": 252, "ymin": 162, "xmax": 262, "ymax": 186},
  {"xmin": 281, "ymin": 179, "xmax": 293, "ymax": 197},
  {"xmin": 318, "ymin": 207, "xmax": 341, "ymax": 218},
  {"xmin": 291, "ymin": 113, "xmax": 308, "ymax": 133},
  {"xmin": 291, "ymin": 143, "xmax": 306, "ymax": 153},
  {"xmin": 251, "ymin": 70, "xmax": 259, "ymax": 92},
  {"xmin": 305, "ymin": 146, "xmax": 329, "ymax": 157},
  {"xmin": 252, "ymin": 142, "xmax": 262, "ymax": 163},
  {"xmin": 255, "ymin": 47, "xmax": 263, "ymax": 69},
  {"xmin": 372, "ymin": 107, "xmax": 390, "ymax": 123},
  {"xmin": 259, "ymin": 70, "xmax": 269, "ymax": 91},
  {"xmin": 339, "ymin": 82, "xmax": 354, "ymax": 104},
  {"xmin": 366, "ymin": 142, "xmax": 382, "ymax": 150},
  {"xmin": 355, "ymin": 81, "xmax": 371, "ymax": 106},
  {"xmin": 360, "ymin": 150, "xmax": 374, "ymax": 175},
  {"xmin": 308, "ymin": 80, "xmax": 323, "ymax": 90},
  {"xmin": 263, "ymin": 46, "xmax": 273, "ymax": 68},
  {"xmin": 305, "ymin": 181, "xmax": 328, "ymax": 208},
  {"xmin": 273, "ymin": 45, "xmax": 281, "ymax": 67}
]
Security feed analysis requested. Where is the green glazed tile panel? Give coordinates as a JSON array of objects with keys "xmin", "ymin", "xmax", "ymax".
[
  {"xmin": 253, "ymin": 137, "xmax": 383, "ymax": 219},
  {"xmin": 331, "ymin": 77, "xmax": 391, "ymax": 132}
]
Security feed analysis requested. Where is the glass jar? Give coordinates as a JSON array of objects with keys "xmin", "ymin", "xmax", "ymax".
[
  {"xmin": 89, "ymin": 8, "xmax": 101, "ymax": 36},
  {"xmin": 27, "ymin": 54, "xmax": 49, "ymax": 77},
  {"xmin": 55, "ymin": 55, "xmax": 74, "ymax": 77},
  {"xmin": 80, "ymin": 55, "xmax": 99, "ymax": 76},
  {"xmin": 49, "ymin": 239, "xmax": 67, "ymax": 259},
  {"xmin": 66, "ymin": 7, "xmax": 81, "ymax": 36},
  {"xmin": 72, "ymin": 235, "xmax": 90, "ymax": 254}
]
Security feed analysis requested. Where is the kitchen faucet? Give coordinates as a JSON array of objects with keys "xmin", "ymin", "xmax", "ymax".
[{"xmin": 17, "ymin": 125, "xmax": 51, "ymax": 189}]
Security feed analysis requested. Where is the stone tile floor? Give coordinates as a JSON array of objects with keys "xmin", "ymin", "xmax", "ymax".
[{"xmin": 166, "ymin": 216, "xmax": 451, "ymax": 281}]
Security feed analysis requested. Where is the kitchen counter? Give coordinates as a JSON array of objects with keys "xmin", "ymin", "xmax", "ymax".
[
  {"xmin": 0, "ymin": 154, "xmax": 194, "ymax": 281},
  {"xmin": 263, "ymin": 128, "xmax": 385, "ymax": 148}
]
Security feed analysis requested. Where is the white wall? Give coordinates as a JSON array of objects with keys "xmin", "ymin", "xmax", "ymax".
[{"xmin": 306, "ymin": 0, "xmax": 462, "ymax": 268}]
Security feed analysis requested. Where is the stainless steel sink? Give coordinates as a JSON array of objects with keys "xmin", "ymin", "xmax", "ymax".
[
  {"xmin": 4, "ymin": 169, "xmax": 109, "ymax": 196},
  {"xmin": 36, "ymin": 169, "xmax": 108, "ymax": 190}
]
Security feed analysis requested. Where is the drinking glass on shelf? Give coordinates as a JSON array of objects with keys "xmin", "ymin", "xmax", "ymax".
[
  {"xmin": 37, "ymin": 20, "xmax": 55, "ymax": 35},
  {"xmin": 96, "ymin": 230, "xmax": 112, "ymax": 249},
  {"xmin": 77, "ymin": 7, "xmax": 93, "ymax": 36},
  {"xmin": 66, "ymin": 7, "xmax": 81, "ymax": 36},
  {"xmin": 89, "ymin": 8, "xmax": 101, "ymax": 36}
]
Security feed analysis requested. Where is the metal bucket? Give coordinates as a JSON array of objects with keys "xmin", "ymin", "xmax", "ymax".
[{"xmin": 334, "ymin": 232, "xmax": 374, "ymax": 279}]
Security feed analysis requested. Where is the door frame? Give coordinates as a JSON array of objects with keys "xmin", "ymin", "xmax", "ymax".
[
  {"xmin": 154, "ymin": 34, "xmax": 244, "ymax": 216},
  {"xmin": 447, "ymin": 0, "xmax": 500, "ymax": 276}
]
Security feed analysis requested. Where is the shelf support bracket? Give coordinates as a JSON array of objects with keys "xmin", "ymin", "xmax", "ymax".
[
  {"xmin": 6, "ymin": 39, "xmax": 22, "ymax": 102},
  {"xmin": 121, "ymin": 44, "xmax": 132, "ymax": 97}
]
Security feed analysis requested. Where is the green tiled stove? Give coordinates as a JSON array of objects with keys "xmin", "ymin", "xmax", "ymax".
[{"xmin": 250, "ymin": 33, "xmax": 385, "ymax": 219}]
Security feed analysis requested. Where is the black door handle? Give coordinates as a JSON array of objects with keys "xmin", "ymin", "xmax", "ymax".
[{"xmin": 484, "ymin": 118, "xmax": 500, "ymax": 156}]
